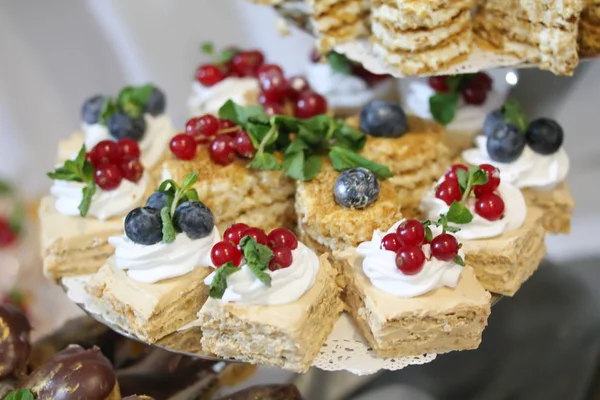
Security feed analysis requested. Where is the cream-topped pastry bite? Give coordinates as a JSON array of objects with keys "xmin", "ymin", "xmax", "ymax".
[
  {"xmin": 58, "ymin": 84, "xmax": 176, "ymax": 174},
  {"xmin": 461, "ymin": 100, "xmax": 573, "ymax": 234},
  {"xmin": 41, "ymin": 141, "xmax": 153, "ymax": 281},
  {"xmin": 336, "ymin": 218, "xmax": 491, "ymax": 357},
  {"xmin": 198, "ymin": 223, "xmax": 344, "ymax": 372},
  {"xmin": 86, "ymin": 173, "xmax": 220, "ymax": 343},
  {"xmin": 419, "ymin": 163, "xmax": 546, "ymax": 296}
]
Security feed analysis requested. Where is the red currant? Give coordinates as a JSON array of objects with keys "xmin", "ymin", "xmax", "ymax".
[
  {"xmin": 195, "ymin": 64, "xmax": 226, "ymax": 87},
  {"xmin": 94, "ymin": 163, "xmax": 122, "ymax": 191},
  {"xmin": 474, "ymin": 163, "xmax": 501, "ymax": 197},
  {"xmin": 118, "ymin": 159, "xmax": 144, "ymax": 183},
  {"xmin": 218, "ymin": 119, "xmax": 237, "ymax": 131},
  {"xmin": 287, "ymin": 76, "xmax": 310, "ymax": 99},
  {"xmin": 428, "ymin": 76, "xmax": 450, "ymax": 93},
  {"xmin": 462, "ymin": 84, "xmax": 487, "ymax": 105},
  {"xmin": 268, "ymin": 228, "xmax": 298, "ymax": 250},
  {"xmin": 309, "ymin": 48, "xmax": 322, "ymax": 63},
  {"xmin": 233, "ymin": 131, "xmax": 255, "ymax": 158},
  {"xmin": 117, "ymin": 138, "xmax": 140, "ymax": 161},
  {"xmin": 92, "ymin": 140, "xmax": 120, "ymax": 165},
  {"xmin": 269, "ymin": 246, "xmax": 294, "ymax": 271},
  {"xmin": 475, "ymin": 193, "xmax": 505, "ymax": 221},
  {"xmin": 430, "ymin": 233, "xmax": 459, "ymax": 261},
  {"xmin": 223, "ymin": 223, "xmax": 250, "ymax": 245},
  {"xmin": 444, "ymin": 164, "xmax": 468, "ymax": 183},
  {"xmin": 209, "ymin": 135, "xmax": 236, "ymax": 165},
  {"xmin": 380, "ymin": 233, "xmax": 403, "ymax": 252},
  {"xmin": 186, "ymin": 115, "xmax": 219, "ymax": 144},
  {"xmin": 241, "ymin": 227, "xmax": 269, "ymax": 246},
  {"xmin": 170, "ymin": 133, "xmax": 197, "ymax": 160},
  {"xmin": 396, "ymin": 219, "xmax": 426, "ymax": 247},
  {"xmin": 0, "ymin": 218, "xmax": 17, "ymax": 248},
  {"xmin": 258, "ymin": 64, "xmax": 288, "ymax": 102},
  {"xmin": 396, "ymin": 246, "xmax": 426, "ymax": 275},
  {"xmin": 435, "ymin": 180, "xmax": 462, "ymax": 206},
  {"xmin": 473, "ymin": 72, "xmax": 493, "ymax": 91},
  {"xmin": 257, "ymin": 64, "xmax": 284, "ymax": 80},
  {"xmin": 231, "ymin": 50, "xmax": 265, "ymax": 77},
  {"xmin": 211, "ymin": 241, "xmax": 243, "ymax": 267},
  {"xmin": 263, "ymin": 102, "xmax": 285, "ymax": 117},
  {"xmin": 294, "ymin": 91, "xmax": 327, "ymax": 119}
]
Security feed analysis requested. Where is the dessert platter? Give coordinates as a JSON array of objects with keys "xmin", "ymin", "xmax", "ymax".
[{"xmin": 253, "ymin": 0, "xmax": 600, "ymax": 77}]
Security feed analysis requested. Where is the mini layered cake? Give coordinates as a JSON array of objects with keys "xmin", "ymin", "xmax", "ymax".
[
  {"xmin": 462, "ymin": 102, "xmax": 573, "ymax": 233},
  {"xmin": 308, "ymin": 0, "xmax": 371, "ymax": 52},
  {"xmin": 336, "ymin": 218, "xmax": 491, "ymax": 357},
  {"xmin": 86, "ymin": 173, "xmax": 219, "ymax": 343},
  {"xmin": 41, "ymin": 142, "xmax": 153, "ymax": 280},
  {"xmin": 198, "ymin": 225, "xmax": 344, "ymax": 372},
  {"xmin": 371, "ymin": 0, "xmax": 474, "ymax": 75},
  {"xmin": 579, "ymin": 0, "xmax": 600, "ymax": 56},
  {"xmin": 420, "ymin": 164, "xmax": 546, "ymax": 296}
]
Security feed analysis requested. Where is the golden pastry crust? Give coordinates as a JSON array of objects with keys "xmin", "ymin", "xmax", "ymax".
[
  {"xmin": 371, "ymin": 0, "xmax": 473, "ymax": 30},
  {"xmin": 522, "ymin": 182, "xmax": 574, "ymax": 234},
  {"xmin": 308, "ymin": 0, "xmax": 371, "ymax": 52}
]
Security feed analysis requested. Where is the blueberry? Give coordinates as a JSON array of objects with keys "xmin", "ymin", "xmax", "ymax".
[
  {"xmin": 81, "ymin": 95, "xmax": 105, "ymax": 125},
  {"xmin": 173, "ymin": 201, "xmax": 214, "ymax": 240},
  {"xmin": 526, "ymin": 118, "xmax": 563, "ymax": 155},
  {"xmin": 359, "ymin": 101, "xmax": 407, "ymax": 138},
  {"xmin": 124, "ymin": 207, "xmax": 163, "ymax": 245},
  {"xmin": 144, "ymin": 86, "xmax": 166, "ymax": 116},
  {"xmin": 145, "ymin": 192, "xmax": 169, "ymax": 210},
  {"xmin": 483, "ymin": 109, "xmax": 505, "ymax": 138},
  {"xmin": 107, "ymin": 111, "xmax": 146, "ymax": 141},
  {"xmin": 486, "ymin": 123, "xmax": 526, "ymax": 163},
  {"xmin": 334, "ymin": 168, "xmax": 380, "ymax": 209}
]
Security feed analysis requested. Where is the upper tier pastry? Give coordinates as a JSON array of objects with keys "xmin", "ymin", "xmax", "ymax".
[
  {"xmin": 579, "ymin": 0, "xmax": 600, "ymax": 56},
  {"xmin": 308, "ymin": 0, "xmax": 371, "ymax": 52}
]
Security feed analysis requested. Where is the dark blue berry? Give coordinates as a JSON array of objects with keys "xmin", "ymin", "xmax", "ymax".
[
  {"xmin": 334, "ymin": 168, "xmax": 380, "ymax": 209},
  {"xmin": 359, "ymin": 101, "xmax": 407, "ymax": 138},
  {"xmin": 145, "ymin": 86, "xmax": 166, "ymax": 116},
  {"xmin": 526, "ymin": 118, "xmax": 563, "ymax": 155},
  {"xmin": 483, "ymin": 109, "xmax": 505, "ymax": 138},
  {"xmin": 173, "ymin": 201, "xmax": 214, "ymax": 240},
  {"xmin": 107, "ymin": 111, "xmax": 146, "ymax": 141},
  {"xmin": 81, "ymin": 95, "xmax": 105, "ymax": 125},
  {"xmin": 145, "ymin": 192, "xmax": 169, "ymax": 210},
  {"xmin": 124, "ymin": 207, "xmax": 163, "ymax": 245},
  {"xmin": 487, "ymin": 123, "xmax": 526, "ymax": 163}
]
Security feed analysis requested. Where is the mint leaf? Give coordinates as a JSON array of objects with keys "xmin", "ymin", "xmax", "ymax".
[
  {"xmin": 246, "ymin": 123, "xmax": 271, "ymax": 147},
  {"xmin": 333, "ymin": 123, "xmax": 367, "ymax": 151},
  {"xmin": 9, "ymin": 203, "xmax": 24, "ymax": 235},
  {"xmin": 297, "ymin": 125, "xmax": 322, "ymax": 147},
  {"xmin": 117, "ymin": 84, "xmax": 153, "ymax": 118},
  {"xmin": 47, "ymin": 167, "xmax": 80, "ymax": 182},
  {"xmin": 240, "ymin": 236, "xmax": 273, "ymax": 287},
  {"xmin": 209, "ymin": 263, "xmax": 240, "ymax": 299},
  {"xmin": 303, "ymin": 155, "xmax": 323, "ymax": 181},
  {"xmin": 158, "ymin": 179, "xmax": 179, "ymax": 192},
  {"xmin": 453, "ymin": 255, "xmax": 465, "ymax": 267},
  {"xmin": 99, "ymin": 97, "xmax": 118, "ymax": 125},
  {"xmin": 247, "ymin": 263, "xmax": 271, "ymax": 287},
  {"xmin": 430, "ymin": 92, "xmax": 459, "ymax": 125},
  {"xmin": 502, "ymin": 99, "xmax": 527, "ymax": 132},
  {"xmin": 185, "ymin": 189, "xmax": 200, "ymax": 202},
  {"xmin": 326, "ymin": 51, "xmax": 352, "ymax": 75},
  {"xmin": 79, "ymin": 182, "xmax": 96, "ymax": 218},
  {"xmin": 329, "ymin": 146, "xmax": 392, "ymax": 179},
  {"xmin": 248, "ymin": 152, "xmax": 281, "ymax": 171},
  {"xmin": 181, "ymin": 172, "xmax": 199, "ymax": 191},
  {"xmin": 200, "ymin": 42, "xmax": 215, "ymax": 55},
  {"xmin": 469, "ymin": 165, "xmax": 488, "ymax": 186},
  {"xmin": 297, "ymin": 114, "xmax": 330, "ymax": 132},
  {"xmin": 216, "ymin": 49, "xmax": 238, "ymax": 65},
  {"xmin": 285, "ymin": 137, "xmax": 310, "ymax": 155},
  {"xmin": 456, "ymin": 168, "xmax": 469, "ymax": 193},
  {"xmin": 424, "ymin": 226, "xmax": 433, "ymax": 242},
  {"xmin": 447, "ymin": 202, "xmax": 473, "ymax": 224},
  {"xmin": 161, "ymin": 206, "xmax": 176, "ymax": 243},
  {"xmin": 446, "ymin": 75, "xmax": 464, "ymax": 92},
  {"xmin": 5, "ymin": 389, "xmax": 34, "ymax": 400},
  {"xmin": 282, "ymin": 151, "xmax": 322, "ymax": 181},
  {"xmin": 218, "ymin": 100, "xmax": 247, "ymax": 126},
  {"xmin": 445, "ymin": 225, "xmax": 461, "ymax": 233}
]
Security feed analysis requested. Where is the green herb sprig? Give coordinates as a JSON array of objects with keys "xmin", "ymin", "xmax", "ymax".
[
  {"xmin": 429, "ymin": 74, "xmax": 476, "ymax": 125},
  {"xmin": 200, "ymin": 42, "xmax": 238, "ymax": 67},
  {"xmin": 421, "ymin": 217, "xmax": 465, "ymax": 266},
  {"xmin": 47, "ymin": 146, "xmax": 96, "ymax": 218},
  {"xmin": 0, "ymin": 179, "xmax": 25, "ymax": 237},
  {"xmin": 154, "ymin": 172, "xmax": 200, "ymax": 243},
  {"xmin": 326, "ymin": 51, "xmax": 353, "ymax": 75},
  {"xmin": 501, "ymin": 99, "xmax": 528, "ymax": 132},
  {"xmin": 218, "ymin": 100, "xmax": 392, "ymax": 180},
  {"xmin": 5, "ymin": 389, "xmax": 34, "ymax": 400},
  {"xmin": 99, "ymin": 84, "xmax": 156, "ymax": 125}
]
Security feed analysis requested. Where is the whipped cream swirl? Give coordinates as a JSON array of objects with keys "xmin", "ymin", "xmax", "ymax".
[
  {"xmin": 83, "ymin": 114, "xmax": 174, "ymax": 169},
  {"xmin": 420, "ymin": 181, "xmax": 527, "ymax": 240},
  {"xmin": 50, "ymin": 173, "xmax": 149, "ymax": 221},
  {"xmin": 204, "ymin": 242, "xmax": 320, "ymax": 306},
  {"xmin": 462, "ymin": 136, "xmax": 570, "ymax": 191},
  {"xmin": 357, "ymin": 221, "xmax": 463, "ymax": 298},
  {"xmin": 109, "ymin": 227, "xmax": 220, "ymax": 284},
  {"xmin": 188, "ymin": 77, "xmax": 259, "ymax": 117}
]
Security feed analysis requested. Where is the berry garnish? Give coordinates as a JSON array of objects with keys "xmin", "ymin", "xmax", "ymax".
[
  {"xmin": 209, "ymin": 135, "xmax": 236, "ymax": 165},
  {"xmin": 525, "ymin": 118, "xmax": 564, "ymax": 155},
  {"xmin": 218, "ymin": 119, "xmax": 236, "ymax": 130},
  {"xmin": 487, "ymin": 123, "xmax": 526, "ymax": 163},
  {"xmin": 91, "ymin": 140, "xmax": 120, "ymax": 165},
  {"xmin": 223, "ymin": 223, "xmax": 250, "ymax": 245},
  {"xmin": 124, "ymin": 207, "xmax": 163, "ymax": 245},
  {"xmin": 170, "ymin": 133, "xmax": 197, "ymax": 161},
  {"xmin": 258, "ymin": 64, "xmax": 288, "ymax": 103},
  {"xmin": 118, "ymin": 159, "xmax": 144, "ymax": 183},
  {"xmin": 428, "ymin": 76, "xmax": 449, "ymax": 93},
  {"xmin": 172, "ymin": 201, "xmax": 214, "ymax": 239},
  {"xmin": 395, "ymin": 246, "xmax": 426, "ymax": 275},
  {"xmin": 396, "ymin": 219, "xmax": 425, "ymax": 247},
  {"xmin": 309, "ymin": 48, "xmax": 322, "ymax": 63},
  {"xmin": 473, "ymin": 72, "xmax": 493, "ymax": 92},
  {"xmin": 94, "ymin": 164, "xmax": 122, "ymax": 190},
  {"xmin": 359, "ymin": 101, "xmax": 407, "ymax": 138},
  {"xmin": 462, "ymin": 84, "xmax": 487, "ymax": 105},
  {"xmin": 211, "ymin": 241, "xmax": 243, "ymax": 267},
  {"xmin": 267, "ymin": 228, "xmax": 298, "ymax": 250},
  {"xmin": 144, "ymin": 86, "xmax": 166, "ymax": 116},
  {"xmin": 334, "ymin": 168, "xmax": 380, "ymax": 209},
  {"xmin": 231, "ymin": 50, "xmax": 265, "ymax": 77},
  {"xmin": 474, "ymin": 164, "xmax": 500, "ymax": 197},
  {"xmin": 241, "ymin": 227, "xmax": 268, "ymax": 246},
  {"xmin": 380, "ymin": 233, "xmax": 403, "ymax": 252},
  {"xmin": 287, "ymin": 76, "xmax": 310, "ymax": 98},
  {"xmin": 186, "ymin": 115, "xmax": 219, "ymax": 143},
  {"xmin": 263, "ymin": 102, "xmax": 285, "ymax": 117},
  {"xmin": 294, "ymin": 91, "xmax": 327, "ymax": 119},
  {"xmin": 0, "ymin": 218, "xmax": 17, "ymax": 248},
  {"xmin": 107, "ymin": 111, "xmax": 146, "ymax": 141},
  {"xmin": 430, "ymin": 233, "xmax": 459, "ymax": 262},
  {"xmin": 483, "ymin": 109, "xmax": 504, "ymax": 138},
  {"xmin": 435, "ymin": 179, "xmax": 462, "ymax": 206},
  {"xmin": 145, "ymin": 192, "xmax": 169, "ymax": 210},
  {"xmin": 81, "ymin": 94, "xmax": 105, "ymax": 124},
  {"xmin": 196, "ymin": 64, "xmax": 226, "ymax": 87},
  {"xmin": 117, "ymin": 138, "xmax": 141, "ymax": 161},
  {"xmin": 475, "ymin": 193, "xmax": 505, "ymax": 221},
  {"xmin": 268, "ymin": 246, "xmax": 293, "ymax": 271},
  {"xmin": 444, "ymin": 164, "xmax": 468, "ymax": 182},
  {"xmin": 233, "ymin": 131, "xmax": 256, "ymax": 158}
]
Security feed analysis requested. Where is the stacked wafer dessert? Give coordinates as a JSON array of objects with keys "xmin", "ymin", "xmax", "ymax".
[
  {"xmin": 579, "ymin": 0, "xmax": 600, "ymax": 56},
  {"xmin": 308, "ymin": 0, "xmax": 371, "ymax": 51}
]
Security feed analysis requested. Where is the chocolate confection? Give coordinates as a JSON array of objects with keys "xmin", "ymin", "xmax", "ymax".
[
  {"xmin": 217, "ymin": 384, "xmax": 304, "ymax": 400},
  {"xmin": 21, "ymin": 345, "xmax": 119, "ymax": 400},
  {"xmin": 0, "ymin": 304, "xmax": 32, "ymax": 380},
  {"xmin": 123, "ymin": 397, "xmax": 154, "ymax": 399}
]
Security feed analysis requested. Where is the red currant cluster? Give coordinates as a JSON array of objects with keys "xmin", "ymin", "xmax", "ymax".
[
  {"xmin": 436, "ymin": 164, "xmax": 505, "ymax": 221},
  {"xmin": 211, "ymin": 224, "xmax": 298, "ymax": 272},
  {"xmin": 428, "ymin": 72, "xmax": 493, "ymax": 105},
  {"xmin": 86, "ymin": 139, "xmax": 144, "ymax": 190},
  {"xmin": 381, "ymin": 219, "xmax": 460, "ymax": 275},
  {"xmin": 0, "ymin": 217, "xmax": 17, "ymax": 248},
  {"xmin": 196, "ymin": 49, "xmax": 265, "ymax": 87},
  {"xmin": 169, "ymin": 115, "xmax": 254, "ymax": 166}
]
